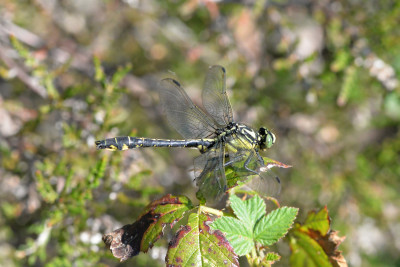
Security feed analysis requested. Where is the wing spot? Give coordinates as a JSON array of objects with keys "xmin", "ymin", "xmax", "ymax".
[{"xmin": 172, "ymin": 79, "xmax": 181, "ymax": 87}]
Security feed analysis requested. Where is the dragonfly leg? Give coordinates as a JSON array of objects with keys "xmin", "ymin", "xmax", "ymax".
[
  {"xmin": 256, "ymin": 152, "xmax": 264, "ymax": 165},
  {"xmin": 243, "ymin": 154, "xmax": 259, "ymax": 175},
  {"xmin": 224, "ymin": 154, "xmax": 245, "ymax": 167}
]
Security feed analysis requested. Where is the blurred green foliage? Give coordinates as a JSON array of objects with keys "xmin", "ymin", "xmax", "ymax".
[{"xmin": 0, "ymin": 0, "xmax": 399, "ymax": 266}]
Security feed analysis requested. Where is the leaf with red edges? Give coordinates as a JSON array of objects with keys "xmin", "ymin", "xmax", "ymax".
[
  {"xmin": 166, "ymin": 212, "xmax": 239, "ymax": 267},
  {"xmin": 290, "ymin": 207, "xmax": 347, "ymax": 267},
  {"xmin": 309, "ymin": 230, "xmax": 347, "ymax": 267},
  {"xmin": 103, "ymin": 194, "xmax": 193, "ymax": 262},
  {"xmin": 300, "ymin": 205, "xmax": 331, "ymax": 235}
]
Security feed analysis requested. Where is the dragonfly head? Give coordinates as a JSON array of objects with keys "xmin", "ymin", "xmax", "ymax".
[{"xmin": 259, "ymin": 127, "xmax": 276, "ymax": 150}]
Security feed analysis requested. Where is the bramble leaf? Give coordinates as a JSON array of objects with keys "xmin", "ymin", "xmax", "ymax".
[
  {"xmin": 103, "ymin": 194, "xmax": 193, "ymax": 261},
  {"xmin": 211, "ymin": 216, "xmax": 253, "ymax": 256},
  {"xmin": 254, "ymin": 206, "xmax": 298, "ymax": 246},
  {"xmin": 290, "ymin": 230, "xmax": 332, "ymax": 267},
  {"xmin": 290, "ymin": 207, "xmax": 347, "ymax": 267},
  {"xmin": 300, "ymin": 205, "xmax": 330, "ymax": 235},
  {"xmin": 229, "ymin": 194, "xmax": 265, "ymax": 226},
  {"xmin": 166, "ymin": 212, "xmax": 239, "ymax": 267},
  {"xmin": 212, "ymin": 195, "xmax": 298, "ymax": 257},
  {"xmin": 140, "ymin": 194, "xmax": 194, "ymax": 252},
  {"xmin": 315, "ymin": 230, "xmax": 347, "ymax": 267}
]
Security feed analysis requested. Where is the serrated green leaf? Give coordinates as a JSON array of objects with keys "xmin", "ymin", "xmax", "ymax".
[
  {"xmin": 213, "ymin": 195, "xmax": 298, "ymax": 257},
  {"xmin": 254, "ymin": 207, "xmax": 298, "ymax": 246},
  {"xmin": 229, "ymin": 194, "xmax": 265, "ymax": 227},
  {"xmin": 300, "ymin": 206, "xmax": 330, "ymax": 235},
  {"xmin": 211, "ymin": 216, "xmax": 253, "ymax": 256},
  {"xmin": 166, "ymin": 212, "xmax": 239, "ymax": 266},
  {"xmin": 289, "ymin": 231, "xmax": 332, "ymax": 267}
]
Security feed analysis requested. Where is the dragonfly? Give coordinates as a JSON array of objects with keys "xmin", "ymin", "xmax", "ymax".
[{"xmin": 96, "ymin": 65, "xmax": 282, "ymax": 203}]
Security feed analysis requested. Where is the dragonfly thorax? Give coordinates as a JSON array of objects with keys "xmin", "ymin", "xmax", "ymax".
[
  {"xmin": 215, "ymin": 123, "xmax": 267, "ymax": 150},
  {"xmin": 215, "ymin": 123, "xmax": 259, "ymax": 147},
  {"xmin": 236, "ymin": 124, "xmax": 260, "ymax": 145}
]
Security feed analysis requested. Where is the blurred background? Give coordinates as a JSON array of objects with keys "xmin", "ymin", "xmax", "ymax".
[{"xmin": 1, "ymin": 0, "xmax": 399, "ymax": 266}]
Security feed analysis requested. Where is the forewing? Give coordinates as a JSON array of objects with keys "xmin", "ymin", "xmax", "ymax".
[
  {"xmin": 194, "ymin": 142, "xmax": 227, "ymax": 203},
  {"xmin": 159, "ymin": 78, "xmax": 217, "ymax": 139},
  {"xmin": 202, "ymin": 65, "xmax": 233, "ymax": 127}
]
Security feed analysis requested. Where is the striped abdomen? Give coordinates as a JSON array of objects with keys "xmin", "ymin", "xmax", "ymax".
[{"xmin": 95, "ymin": 136, "xmax": 214, "ymax": 151}]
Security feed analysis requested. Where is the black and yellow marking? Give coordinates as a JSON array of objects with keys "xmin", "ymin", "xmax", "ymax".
[
  {"xmin": 95, "ymin": 123, "xmax": 264, "ymax": 153},
  {"xmin": 95, "ymin": 136, "xmax": 215, "ymax": 151},
  {"xmin": 94, "ymin": 65, "xmax": 280, "ymax": 203}
]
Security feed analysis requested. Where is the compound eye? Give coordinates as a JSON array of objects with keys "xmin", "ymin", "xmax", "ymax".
[{"xmin": 266, "ymin": 131, "xmax": 276, "ymax": 148}]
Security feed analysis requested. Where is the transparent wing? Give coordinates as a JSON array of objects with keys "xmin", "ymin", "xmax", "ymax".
[
  {"xmin": 194, "ymin": 142, "xmax": 227, "ymax": 203},
  {"xmin": 159, "ymin": 78, "xmax": 218, "ymax": 139},
  {"xmin": 202, "ymin": 65, "xmax": 233, "ymax": 127},
  {"xmin": 244, "ymin": 170, "xmax": 281, "ymax": 198},
  {"xmin": 225, "ymin": 133, "xmax": 281, "ymax": 197}
]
